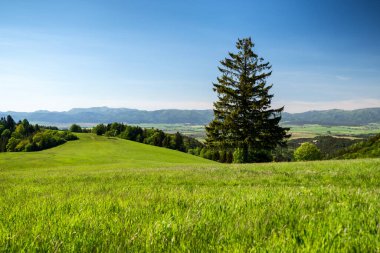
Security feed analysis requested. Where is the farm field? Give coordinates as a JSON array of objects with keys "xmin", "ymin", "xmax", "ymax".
[
  {"xmin": 134, "ymin": 123, "xmax": 380, "ymax": 141},
  {"xmin": 1, "ymin": 134, "xmax": 380, "ymax": 251},
  {"xmin": 136, "ymin": 123, "xmax": 207, "ymax": 140},
  {"xmin": 287, "ymin": 124, "xmax": 380, "ymax": 139}
]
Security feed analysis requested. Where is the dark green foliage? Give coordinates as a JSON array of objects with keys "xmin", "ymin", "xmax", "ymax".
[
  {"xmin": 232, "ymin": 148, "xmax": 273, "ymax": 163},
  {"xmin": 109, "ymin": 122, "xmax": 126, "ymax": 135},
  {"xmin": 248, "ymin": 148, "xmax": 273, "ymax": 163},
  {"xmin": 0, "ymin": 129, "xmax": 11, "ymax": 152},
  {"xmin": 5, "ymin": 137, "xmax": 21, "ymax": 152},
  {"xmin": 233, "ymin": 148, "xmax": 245, "ymax": 163},
  {"xmin": 273, "ymin": 146, "xmax": 293, "ymax": 162},
  {"xmin": 1, "ymin": 117, "xmax": 18, "ymax": 151},
  {"xmin": 226, "ymin": 151, "xmax": 233, "ymax": 163},
  {"xmin": 7, "ymin": 130, "xmax": 78, "ymax": 152},
  {"xmin": 200, "ymin": 148, "xmax": 212, "ymax": 160},
  {"xmin": 206, "ymin": 37, "xmax": 290, "ymax": 163},
  {"xmin": 286, "ymin": 136, "xmax": 361, "ymax": 160},
  {"xmin": 313, "ymin": 136, "xmax": 360, "ymax": 159},
  {"xmin": 0, "ymin": 115, "xmax": 78, "ymax": 152},
  {"xmin": 92, "ymin": 124, "xmax": 107, "ymax": 135},
  {"xmin": 69, "ymin": 124, "xmax": 82, "ymax": 133},
  {"xmin": 336, "ymin": 133, "xmax": 380, "ymax": 159},
  {"xmin": 5, "ymin": 115, "xmax": 16, "ymax": 131},
  {"xmin": 272, "ymin": 135, "xmax": 378, "ymax": 161},
  {"xmin": 294, "ymin": 143, "xmax": 322, "ymax": 161},
  {"xmin": 162, "ymin": 135, "xmax": 173, "ymax": 149},
  {"xmin": 211, "ymin": 150, "xmax": 220, "ymax": 161},
  {"xmin": 127, "ymin": 126, "xmax": 144, "ymax": 141},
  {"xmin": 144, "ymin": 130, "xmax": 165, "ymax": 147},
  {"xmin": 174, "ymin": 132, "xmax": 185, "ymax": 151},
  {"xmin": 219, "ymin": 150, "xmax": 227, "ymax": 163}
]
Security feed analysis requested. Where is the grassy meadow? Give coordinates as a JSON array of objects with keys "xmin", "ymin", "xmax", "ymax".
[{"xmin": 1, "ymin": 134, "xmax": 380, "ymax": 252}]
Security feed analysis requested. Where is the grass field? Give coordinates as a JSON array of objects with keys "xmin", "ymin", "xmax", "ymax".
[{"xmin": 1, "ymin": 134, "xmax": 380, "ymax": 252}]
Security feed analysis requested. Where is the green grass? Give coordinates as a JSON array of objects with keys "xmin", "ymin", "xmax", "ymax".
[
  {"xmin": 1, "ymin": 134, "xmax": 380, "ymax": 252},
  {"xmin": 0, "ymin": 133, "xmax": 214, "ymax": 170}
]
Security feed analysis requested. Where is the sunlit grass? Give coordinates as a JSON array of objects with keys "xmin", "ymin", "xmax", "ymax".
[{"xmin": 0, "ymin": 134, "xmax": 379, "ymax": 251}]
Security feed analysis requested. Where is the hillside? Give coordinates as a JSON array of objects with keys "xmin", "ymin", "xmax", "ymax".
[
  {"xmin": 337, "ymin": 133, "xmax": 380, "ymax": 159},
  {"xmin": 2, "ymin": 107, "xmax": 380, "ymax": 126},
  {"xmin": 0, "ymin": 133, "xmax": 214, "ymax": 170}
]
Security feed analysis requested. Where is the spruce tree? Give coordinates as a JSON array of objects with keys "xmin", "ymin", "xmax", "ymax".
[{"xmin": 205, "ymin": 37, "xmax": 290, "ymax": 162}]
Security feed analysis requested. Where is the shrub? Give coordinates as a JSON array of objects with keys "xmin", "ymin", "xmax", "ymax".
[
  {"xmin": 211, "ymin": 150, "xmax": 220, "ymax": 161},
  {"xmin": 69, "ymin": 124, "xmax": 82, "ymax": 133},
  {"xmin": 248, "ymin": 149, "xmax": 273, "ymax": 162},
  {"xmin": 219, "ymin": 150, "xmax": 227, "ymax": 163},
  {"xmin": 200, "ymin": 148, "xmax": 212, "ymax": 159},
  {"xmin": 6, "ymin": 137, "xmax": 21, "ymax": 152},
  {"xmin": 294, "ymin": 142, "xmax": 322, "ymax": 161},
  {"xmin": 233, "ymin": 148, "xmax": 245, "ymax": 163},
  {"xmin": 61, "ymin": 131, "xmax": 79, "ymax": 141},
  {"xmin": 92, "ymin": 124, "xmax": 107, "ymax": 135}
]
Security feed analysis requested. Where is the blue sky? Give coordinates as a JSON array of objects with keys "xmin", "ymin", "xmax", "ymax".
[{"xmin": 1, "ymin": 0, "xmax": 379, "ymax": 112}]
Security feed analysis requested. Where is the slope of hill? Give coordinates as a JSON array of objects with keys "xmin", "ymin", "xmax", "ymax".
[
  {"xmin": 1, "ymin": 107, "xmax": 380, "ymax": 126},
  {"xmin": 337, "ymin": 134, "xmax": 380, "ymax": 159},
  {"xmin": 0, "ymin": 133, "xmax": 214, "ymax": 170}
]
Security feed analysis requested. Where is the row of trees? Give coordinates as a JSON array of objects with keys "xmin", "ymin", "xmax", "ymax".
[
  {"xmin": 92, "ymin": 122, "xmax": 204, "ymax": 154},
  {"xmin": 0, "ymin": 115, "xmax": 77, "ymax": 152}
]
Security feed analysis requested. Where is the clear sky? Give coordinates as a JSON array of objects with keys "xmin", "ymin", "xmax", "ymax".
[{"xmin": 1, "ymin": 0, "xmax": 379, "ymax": 113}]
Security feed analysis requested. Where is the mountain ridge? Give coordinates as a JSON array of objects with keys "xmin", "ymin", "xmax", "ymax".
[{"xmin": 1, "ymin": 107, "xmax": 380, "ymax": 126}]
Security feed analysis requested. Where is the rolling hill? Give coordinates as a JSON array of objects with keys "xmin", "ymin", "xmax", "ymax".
[
  {"xmin": 337, "ymin": 133, "xmax": 380, "ymax": 159},
  {"xmin": 2, "ymin": 107, "xmax": 380, "ymax": 126},
  {"xmin": 0, "ymin": 133, "xmax": 214, "ymax": 170}
]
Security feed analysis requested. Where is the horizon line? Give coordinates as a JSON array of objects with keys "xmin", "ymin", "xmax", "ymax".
[{"xmin": 1, "ymin": 105, "xmax": 380, "ymax": 114}]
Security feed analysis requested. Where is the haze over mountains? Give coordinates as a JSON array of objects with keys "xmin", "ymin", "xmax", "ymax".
[{"xmin": 1, "ymin": 107, "xmax": 380, "ymax": 126}]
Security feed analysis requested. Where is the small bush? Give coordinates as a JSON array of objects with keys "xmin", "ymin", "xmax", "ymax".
[
  {"xmin": 294, "ymin": 142, "xmax": 322, "ymax": 161},
  {"xmin": 69, "ymin": 124, "xmax": 82, "ymax": 133},
  {"xmin": 92, "ymin": 124, "xmax": 107, "ymax": 135}
]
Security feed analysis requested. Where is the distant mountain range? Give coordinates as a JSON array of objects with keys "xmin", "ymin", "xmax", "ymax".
[
  {"xmin": 282, "ymin": 107, "xmax": 380, "ymax": 126},
  {"xmin": 1, "ymin": 107, "xmax": 380, "ymax": 126},
  {"xmin": 0, "ymin": 107, "xmax": 213, "ymax": 126}
]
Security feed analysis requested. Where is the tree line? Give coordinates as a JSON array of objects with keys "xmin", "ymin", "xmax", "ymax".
[
  {"xmin": 91, "ymin": 122, "xmax": 206, "ymax": 154},
  {"xmin": 90, "ymin": 122, "xmax": 260, "ymax": 163},
  {"xmin": 0, "ymin": 115, "xmax": 77, "ymax": 152}
]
